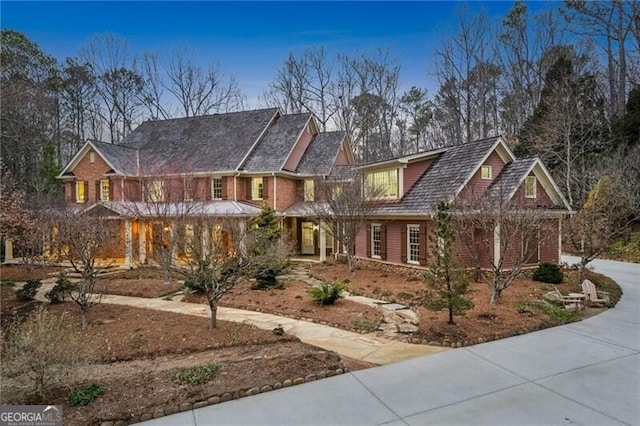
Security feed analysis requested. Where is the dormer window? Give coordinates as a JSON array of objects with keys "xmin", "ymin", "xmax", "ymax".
[
  {"xmin": 481, "ymin": 165, "xmax": 492, "ymax": 180},
  {"xmin": 525, "ymin": 176, "xmax": 537, "ymax": 198},
  {"xmin": 365, "ymin": 169, "xmax": 398, "ymax": 199}
]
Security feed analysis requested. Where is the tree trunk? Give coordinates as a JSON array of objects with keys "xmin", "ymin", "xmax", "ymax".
[
  {"xmin": 80, "ymin": 310, "xmax": 87, "ymax": 330},
  {"xmin": 448, "ymin": 307, "xmax": 455, "ymax": 325},
  {"xmin": 489, "ymin": 287, "xmax": 501, "ymax": 304},
  {"xmin": 578, "ymin": 258, "xmax": 588, "ymax": 283},
  {"xmin": 208, "ymin": 299, "xmax": 218, "ymax": 329}
]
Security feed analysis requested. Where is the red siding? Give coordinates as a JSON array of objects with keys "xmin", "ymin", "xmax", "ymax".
[
  {"xmin": 283, "ymin": 129, "xmax": 313, "ymax": 172},
  {"xmin": 539, "ymin": 219, "xmax": 560, "ymax": 264},
  {"xmin": 335, "ymin": 145, "xmax": 350, "ymax": 166},
  {"xmin": 386, "ymin": 222, "xmax": 402, "ymax": 263},
  {"xmin": 512, "ymin": 175, "xmax": 554, "ymax": 207},
  {"xmin": 459, "ymin": 151, "xmax": 506, "ymax": 200},
  {"xmin": 403, "ymin": 159, "xmax": 433, "ymax": 196},
  {"xmin": 355, "ymin": 226, "xmax": 367, "ymax": 257}
]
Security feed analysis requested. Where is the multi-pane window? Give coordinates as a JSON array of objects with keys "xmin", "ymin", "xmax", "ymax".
[
  {"xmin": 481, "ymin": 165, "xmax": 492, "ymax": 180},
  {"xmin": 371, "ymin": 224, "xmax": 381, "ymax": 258},
  {"xmin": 365, "ymin": 169, "xmax": 398, "ymax": 199},
  {"xmin": 212, "ymin": 178, "xmax": 223, "ymax": 200},
  {"xmin": 75, "ymin": 181, "xmax": 86, "ymax": 203},
  {"xmin": 524, "ymin": 176, "xmax": 537, "ymax": 198},
  {"xmin": 407, "ymin": 224, "xmax": 420, "ymax": 264},
  {"xmin": 252, "ymin": 177, "xmax": 263, "ymax": 200},
  {"xmin": 148, "ymin": 180, "xmax": 164, "ymax": 202},
  {"xmin": 304, "ymin": 179, "xmax": 315, "ymax": 201},
  {"xmin": 100, "ymin": 180, "xmax": 110, "ymax": 201},
  {"xmin": 183, "ymin": 224, "xmax": 195, "ymax": 255}
]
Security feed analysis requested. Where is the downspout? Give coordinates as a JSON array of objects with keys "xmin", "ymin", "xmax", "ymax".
[{"xmin": 272, "ymin": 172, "xmax": 277, "ymax": 210}]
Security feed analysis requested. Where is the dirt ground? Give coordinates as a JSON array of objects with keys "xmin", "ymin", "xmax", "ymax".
[
  {"xmin": 0, "ymin": 264, "xmax": 67, "ymax": 282},
  {"xmin": 95, "ymin": 267, "xmax": 183, "ymax": 298},
  {"xmin": 310, "ymin": 262, "xmax": 614, "ymax": 344},
  {"xmin": 184, "ymin": 279, "xmax": 383, "ymax": 332},
  {"xmin": 0, "ymin": 288, "xmax": 344, "ymax": 426}
]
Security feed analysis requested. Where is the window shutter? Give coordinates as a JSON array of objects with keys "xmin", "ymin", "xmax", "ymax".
[
  {"xmin": 380, "ymin": 223, "xmax": 387, "ymax": 260},
  {"xmin": 400, "ymin": 225, "xmax": 407, "ymax": 262},
  {"xmin": 419, "ymin": 222, "xmax": 428, "ymax": 265},
  {"xmin": 246, "ymin": 178, "xmax": 252, "ymax": 200},
  {"xmin": 84, "ymin": 181, "xmax": 89, "ymax": 202},
  {"xmin": 263, "ymin": 177, "xmax": 269, "ymax": 199},
  {"xmin": 221, "ymin": 178, "xmax": 227, "ymax": 200},
  {"xmin": 95, "ymin": 181, "xmax": 101, "ymax": 201},
  {"xmin": 109, "ymin": 180, "xmax": 114, "ymax": 201},
  {"xmin": 69, "ymin": 182, "xmax": 76, "ymax": 202},
  {"xmin": 366, "ymin": 224, "xmax": 372, "ymax": 257}
]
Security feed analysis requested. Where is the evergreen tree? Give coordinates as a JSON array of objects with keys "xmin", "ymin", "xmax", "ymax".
[
  {"xmin": 251, "ymin": 205, "xmax": 289, "ymax": 289},
  {"xmin": 423, "ymin": 202, "xmax": 473, "ymax": 325}
]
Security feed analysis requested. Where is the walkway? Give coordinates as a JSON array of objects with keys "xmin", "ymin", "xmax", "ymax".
[
  {"xmin": 97, "ymin": 294, "xmax": 446, "ymax": 365},
  {"xmin": 141, "ymin": 256, "xmax": 639, "ymax": 425}
]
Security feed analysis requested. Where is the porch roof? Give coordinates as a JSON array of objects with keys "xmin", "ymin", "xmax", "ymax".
[
  {"xmin": 282, "ymin": 202, "xmax": 329, "ymax": 217},
  {"xmin": 93, "ymin": 201, "xmax": 262, "ymax": 218}
]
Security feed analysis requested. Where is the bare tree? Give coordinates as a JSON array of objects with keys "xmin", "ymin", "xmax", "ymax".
[
  {"xmin": 312, "ymin": 167, "xmax": 383, "ymax": 272},
  {"xmin": 140, "ymin": 47, "xmax": 244, "ymax": 119},
  {"xmin": 566, "ymin": 147, "xmax": 640, "ymax": 280},
  {"xmin": 52, "ymin": 207, "xmax": 120, "ymax": 329},
  {"xmin": 453, "ymin": 189, "xmax": 554, "ymax": 304}
]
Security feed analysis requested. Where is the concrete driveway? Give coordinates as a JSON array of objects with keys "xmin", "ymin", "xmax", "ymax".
[{"xmin": 143, "ymin": 256, "xmax": 639, "ymax": 426}]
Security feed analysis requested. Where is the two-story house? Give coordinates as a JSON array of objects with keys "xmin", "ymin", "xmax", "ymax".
[
  {"xmin": 353, "ymin": 135, "xmax": 571, "ymax": 269},
  {"xmin": 58, "ymin": 108, "xmax": 352, "ymax": 266}
]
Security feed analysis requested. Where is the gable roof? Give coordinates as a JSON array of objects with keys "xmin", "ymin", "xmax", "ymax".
[
  {"xmin": 486, "ymin": 157, "xmax": 537, "ymax": 200},
  {"xmin": 241, "ymin": 113, "xmax": 312, "ymax": 172},
  {"xmin": 122, "ymin": 108, "xmax": 279, "ymax": 174},
  {"xmin": 58, "ymin": 140, "xmax": 139, "ymax": 177},
  {"xmin": 296, "ymin": 131, "xmax": 347, "ymax": 175},
  {"xmin": 374, "ymin": 136, "xmax": 505, "ymax": 215}
]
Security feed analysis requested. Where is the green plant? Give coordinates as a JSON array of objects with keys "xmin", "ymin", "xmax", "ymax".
[
  {"xmin": 68, "ymin": 384, "xmax": 103, "ymax": 406},
  {"xmin": 352, "ymin": 319, "xmax": 379, "ymax": 331},
  {"xmin": 309, "ymin": 281, "xmax": 347, "ymax": 305},
  {"xmin": 532, "ymin": 263, "xmax": 563, "ymax": 284},
  {"xmin": 1, "ymin": 280, "xmax": 16, "ymax": 287},
  {"xmin": 15, "ymin": 279, "xmax": 42, "ymax": 301},
  {"xmin": 527, "ymin": 301, "xmax": 580, "ymax": 324},
  {"xmin": 176, "ymin": 363, "xmax": 220, "ymax": 385},
  {"xmin": 45, "ymin": 274, "xmax": 74, "ymax": 304},
  {"xmin": 272, "ymin": 325, "xmax": 285, "ymax": 335}
]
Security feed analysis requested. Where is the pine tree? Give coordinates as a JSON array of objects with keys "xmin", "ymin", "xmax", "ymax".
[
  {"xmin": 251, "ymin": 205, "xmax": 289, "ymax": 289},
  {"xmin": 423, "ymin": 202, "xmax": 474, "ymax": 325}
]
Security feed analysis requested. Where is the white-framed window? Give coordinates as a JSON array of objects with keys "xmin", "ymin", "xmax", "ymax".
[
  {"xmin": 89, "ymin": 152, "xmax": 95, "ymax": 163},
  {"xmin": 525, "ymin": 176, "xmax": 537, "ymax": 198},
  {"xmin": 184, "ymin": 179, "xmax": 193, "ymax": 201},
  {"xmin": 304, "ymin": 179, "xmax": 315, "ymax": 201},
  {"xmin": 251, "ymin": 177, "xmax": 263, "ymax": 200},
  {"xmin": 75, "ymin": 181, "xmax": 86, "ymax": 203},
  {"xmin": 212, "ymin": 177, "xmax": 223, "ymax": 200},
  {"xmin": 100, "ymin": 179, "xmax": 110, "ymax": 201},
  {"xmin": 365, "ymin": 169, "xmax": 398, "ymax": 199},
  {"xmin": 148, "ymin": 180, "xmax": 165, "ymax": 202},
  {"xmin": 481, "ymin": 165, "xmax": 492, "ymax": 180},
  {"xmin": 407, "ymin": 224, "xmax": 420, "ymax": 265},
  {"xmin": 371, "ymin": 224, "xmax": 381, "ymax": 258}
]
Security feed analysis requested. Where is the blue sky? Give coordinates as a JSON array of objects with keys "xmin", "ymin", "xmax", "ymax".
[{"xmin": 1, "ymin": 1, "xmax": 553, "ymax": 105}]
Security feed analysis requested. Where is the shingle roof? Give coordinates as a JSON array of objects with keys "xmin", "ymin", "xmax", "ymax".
[
  {"xmin": 242, "ymin": 113, "xmax": 311, "ymax": 172},
  {"xmin": 91, "ymin": 140, "xmax": 139, "ymax": 175},
  {"xmin": 373, "ymin": 136, "xmax": 501, "ymax": 215},
  {"xmin": 486, "ymin": 158, "xmax": 537, "ymax": 199},
  {"xmin": 296, "ymin": 131, "xmax": 346, "ymax": 175},
  {"xmin": 121, "ymin": 108, "xmax": 278, "ymax": 174}
]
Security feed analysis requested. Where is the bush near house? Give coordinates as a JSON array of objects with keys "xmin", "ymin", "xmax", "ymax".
[{"xmin": 532, "ymin": 263, "xmax": 563, "ymax": 284}]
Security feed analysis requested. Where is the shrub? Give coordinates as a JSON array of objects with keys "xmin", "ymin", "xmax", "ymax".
[
  {"xmin": 352, "ymin": 319, "xmax": 378, "ymax": 331},
  {"xmin": 532, "ymin": 263, "xmax": 563, "ymax": 284},
  {"xmin": 176, "ymin": 363, "xmax": 220, "ymax": 385},
  {"xmin": 15, "ymin": 279, "xmax": 42, "ymax": 301},
  {"xmin": 45, "ymin": 274, "xmax": 74, "ymax": 304},
  {"xmin": 183, "ymin": 261, "xmax": 213, "ymax": 293},
  {"xmin": 1, "ymin": 308, "xmax": 95, "ymax": 402},
  {"xmin": 68, "ymin": 384, "xmax": 103, "ymax": 406},
  {"xmin": 309, "ymin": 281, "xmax": 347, "ymax": 305}
]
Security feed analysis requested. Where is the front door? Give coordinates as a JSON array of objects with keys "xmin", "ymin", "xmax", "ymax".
[{"xmin": 301, "ymin": 222, "xmax": 315, "ymax": 254}]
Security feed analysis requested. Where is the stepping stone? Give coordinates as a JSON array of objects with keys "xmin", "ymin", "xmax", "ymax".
[{"xmin": 380, "ymin": 303, "xmax": 408, "ymax": 311}]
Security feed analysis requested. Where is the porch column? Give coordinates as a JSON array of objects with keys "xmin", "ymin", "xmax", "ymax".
[
  {"xmin": 493, "ymin": 223, "xmax": 501, "ymax": 268},
  {"xmin": 239, "ymin": 220, "xmax": 247, "ymax": 253},
  {"xmin": 201, "ymin": 225, "xmax": 210, "ymax": 259},
  {"xmin": 319, "ymin": 220, "xmax": 327, "ymax": 262},
  {"xmin": 124, "ymin": 219, "xmax": 132, "ymax": 267},
  {"xmin": 138, "ymin": 221, "xmax": 147, "ymax": 264},
  {"xmin": 4, "ymin": 239, "xmax": 13, "ymax": 261}
]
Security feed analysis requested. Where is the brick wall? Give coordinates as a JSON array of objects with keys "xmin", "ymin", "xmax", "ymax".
[{"xmin": 67, "ymin": 148, "xmax": 112, "ymax": 204}]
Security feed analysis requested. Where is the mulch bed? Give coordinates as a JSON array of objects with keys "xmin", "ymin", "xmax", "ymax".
[
  {"xmin": 94, "ymin": 267, "xmax": 183, "ymax": 298},
  {"xmin": 0, "ymin": 264, "xmax": 67, "ymax": 282},
  {"xmin": 183, "ymin": 279, "xmax": 383, "ymax": 332}
]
